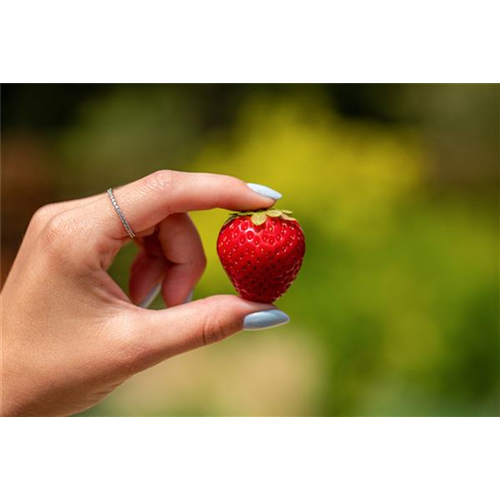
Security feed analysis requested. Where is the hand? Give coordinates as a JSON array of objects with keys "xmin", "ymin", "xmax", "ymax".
[{"xmin": 0, "ymin": 170, "xmax": 289, "ymax": 416}]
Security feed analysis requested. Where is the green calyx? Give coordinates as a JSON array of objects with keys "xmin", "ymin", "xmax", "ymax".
[{"xmin": 225, "ymin": 208, "xmax": 296, "ymax": 226}]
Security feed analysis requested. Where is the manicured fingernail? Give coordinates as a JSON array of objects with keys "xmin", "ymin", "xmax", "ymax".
[
  {"xmin": 243, "ymin": 310, "xmax": 290, "ymax": 330},
  {"xmin": 139, "ymin": 283, "xmax": 161, "ymax": 308},
  {"xmin": 247, "ymin": 183, "xmax": 282, "ymax": 200},
  {"xmin": 184, "ymin": 289, "xmax": 194, "ymax": 304}
]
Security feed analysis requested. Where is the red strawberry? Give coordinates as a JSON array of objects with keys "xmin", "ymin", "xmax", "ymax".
[{"xmin": 217, "ymin": 209, "xmax": 305, "ymax": 303}]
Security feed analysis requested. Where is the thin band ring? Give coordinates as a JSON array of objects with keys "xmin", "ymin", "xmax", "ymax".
[{"xmin": 107, "ymin": 188, "xmax": 136, "ymax": 239}]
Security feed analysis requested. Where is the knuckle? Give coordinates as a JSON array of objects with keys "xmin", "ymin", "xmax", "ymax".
[
  {"xmin": 201, "ymin": 308, "xmax": 235, "ymax": 346},
  {"xmin": 43, "ymin": 214, "xmax": 69, "ymax": 244},
  {"xmin": 30, "ymin": 204, "xmax": 58, "ymax": 231},
  {"xmin": 39, "ymin": 213, "xmax": 78, "ymax": 258},
  {"xmin": 146, "ymin": 169, "xmax": 178, "ymax": 193}
]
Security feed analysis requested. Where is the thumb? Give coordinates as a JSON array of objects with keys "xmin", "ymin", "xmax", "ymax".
[{"xmin": 120, "ymin": 296, "xmax": 290, "ymax": 371}]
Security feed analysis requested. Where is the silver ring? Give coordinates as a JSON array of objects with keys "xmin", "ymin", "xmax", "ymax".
[{"xmin": 107, "ymin": 188, "xmax": 136, "ymax": 239}]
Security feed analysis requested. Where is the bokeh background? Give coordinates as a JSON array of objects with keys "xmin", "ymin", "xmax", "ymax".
[{"xmin": 1, "ymin": 84, "xmax": 499, "ymax": 416}]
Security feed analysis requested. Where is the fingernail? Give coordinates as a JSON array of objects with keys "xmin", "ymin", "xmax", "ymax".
[
  {"xmin": 184, "ymin": 289, "xmax": 194, "ymax": 304},
  {"xmin": 139, "ymin": 283, "xmax": 162, "ymax": 308},
  {"xmin": 243, "ymin": 310, "xmax": 290, "ymax": 331},
  {"xmin": 247, "ymin": 183, "xmax": 282, "ymax": 201}
]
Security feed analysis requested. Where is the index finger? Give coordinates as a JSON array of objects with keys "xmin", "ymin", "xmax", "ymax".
[{"xmin": 89, "ymin": 170, "xmax": 282, "ymax": 240}]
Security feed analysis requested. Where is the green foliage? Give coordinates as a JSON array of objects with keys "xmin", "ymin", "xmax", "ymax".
[{"xmin": 38, "ymin": 85, "xmax": 498, "ymax": 416}]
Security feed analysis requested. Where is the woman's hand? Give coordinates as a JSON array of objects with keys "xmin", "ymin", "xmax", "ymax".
[{"xmin": 0, "ymin": 170, "xmax": 289, "ymax": 416}]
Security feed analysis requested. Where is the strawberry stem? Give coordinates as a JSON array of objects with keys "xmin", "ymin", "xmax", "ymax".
[{"xmin": 225, "ymin": 208, "xmax": 296, "ymax": 226}]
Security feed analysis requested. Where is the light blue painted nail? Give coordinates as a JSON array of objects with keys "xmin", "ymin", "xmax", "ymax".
[
  {"xmin": 247, "ymin": 183, "xmax": 282, "ymax": 201},
  {"xmin": 139, "ymin": 283, "xmax": 162, "ymax": 308},
  {"xmin": 243, "ymin": 310, "xmax": 290, "ymax": 331},
  {"xmin": 184, "ymin": 289, "xmax": 194, "ymax": 304}
]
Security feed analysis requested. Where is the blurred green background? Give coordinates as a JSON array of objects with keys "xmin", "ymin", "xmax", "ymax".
[{"xmin": 1, "ymin": 84, "xmax": 499, "ymax": 416}]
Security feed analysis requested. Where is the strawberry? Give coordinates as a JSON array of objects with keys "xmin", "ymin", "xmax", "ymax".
[{"xmin": 217, "ymin": 209, "xmax": 305, "ymax": 303}]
